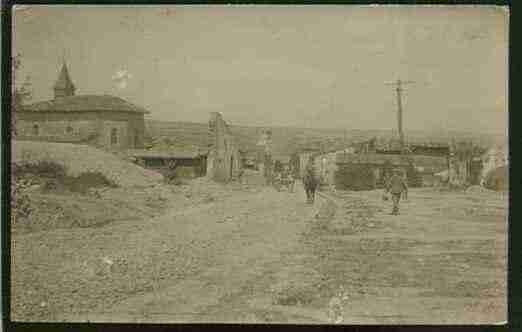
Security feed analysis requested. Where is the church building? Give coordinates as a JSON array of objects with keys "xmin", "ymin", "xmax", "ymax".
[{"xmin": 14, "ymin": 62, "xmax": 148, "ymax": 150}]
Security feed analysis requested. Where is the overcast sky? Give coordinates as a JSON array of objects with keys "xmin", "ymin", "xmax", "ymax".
[{"xmin": 13, "ymin": 5, "xmax": 508, "ymax": 134}]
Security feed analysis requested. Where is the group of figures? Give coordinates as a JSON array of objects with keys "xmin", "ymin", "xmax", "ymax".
[
  {"xmin": 267, "ymin": 156, "xmax": 318, "ymax": 204},
  {"xmin": 265, "ymin": 156, "xmax": 408, "ymax": 212},
  {"xmin": 273, "ymin": 167, "xmax": 296, "ymax": 192}
]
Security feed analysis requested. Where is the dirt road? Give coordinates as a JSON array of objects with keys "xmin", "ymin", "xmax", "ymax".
[
  {"xmin": 312, "ymin": 188, "xmax": 507, "ymax": 324},
  {"xmin": 12, "ymin": 173, "xmax": 507, "ymax": 324},
  {"xmin": 57, "ymin": 178, "xmax": 317, "ymax": 322},
  {"xmin": 74, "ymin": 180, "xmax": 325, "ymax": 323}
]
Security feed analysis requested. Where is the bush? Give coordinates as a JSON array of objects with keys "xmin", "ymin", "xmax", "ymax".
[
  {"xmin": 11, "ymin": 180, "xmax": 33, "ymax": 225},
  {"xmin": 12, "ymin": 161, "xmax": 66, "ymax": 181},
  {"xmin": 12, "ymin": 161, "xmax": 117, "ymax": 194},
  {"xmin": 335, "ymin": 164, "xmax": 376, "ymax": 191}
]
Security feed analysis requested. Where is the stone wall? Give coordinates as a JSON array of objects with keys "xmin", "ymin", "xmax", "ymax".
[
  {"xmin": 206, "ymin": 112, "xmax": 241, "ymax": 182},
  {"xmin": 14, "ymin": 111, "xmax": 145, "ymax": 149},
  {"xmin": 16, "ymin": 119, "xmax": 98, "ymax": 142}
]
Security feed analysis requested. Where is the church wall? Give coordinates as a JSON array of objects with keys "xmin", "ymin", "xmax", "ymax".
[
  {"xmin": 15, "ymin": 111, "xmax": 145, "ymax": 149},
  {"xmin": 15, "ymin": 111, "xmax": 99, "ymax": 143}
]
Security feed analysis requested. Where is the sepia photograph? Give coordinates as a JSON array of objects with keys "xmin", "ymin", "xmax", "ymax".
[{"xmin": 10, "ymin": 5, "xmax": 508, "ymax": 324}]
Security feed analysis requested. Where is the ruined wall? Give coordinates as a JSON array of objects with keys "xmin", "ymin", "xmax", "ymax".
[
  {"xmin": 14, "ymin": 111, "xmax": 145, "ymax": 149},
  {"xmin": 206, "ymin": 112, "xmax": 241, "ymax": 182},
  {"xmin": 481, "ymin": 147, "xmax": 508, "ymax": 182},
  {"xmin": 315, "ymin": 152, "xmax": 339, "ymax": 186},
  {"xmin": 299, "ymin": 152, "xmax": 313, "ymax": 179}
]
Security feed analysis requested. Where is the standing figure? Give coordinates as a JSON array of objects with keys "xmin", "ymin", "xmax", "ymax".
[
  {"xmin": 401, "ymin": 169, "xmax": 409, "ymax": 200},
  {"xmin": 237, "ymin": 168, "xmax": 245, "ymax": 184},
  {"xmin": 303, "ymin": 157, "xmax": 318, "ymax": 204},
  {"xmin": 386, "ymin": 168, "xmax": 408, "ymax": 215},
  {"xmin": 273, "ymin": 170, "xmax": 282, "ymax": 191},
  {"xmin": 264, "ymin": 153, "xmax": 273, "ymax": 185},
  {"xmin": 286, "ymin": 166, "xmax": 295, "ymax": 193}
]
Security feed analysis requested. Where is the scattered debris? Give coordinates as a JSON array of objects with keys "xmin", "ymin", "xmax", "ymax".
[{"xmin": 327, "ymin": 286, "xmax": 350, "ymax": 324}]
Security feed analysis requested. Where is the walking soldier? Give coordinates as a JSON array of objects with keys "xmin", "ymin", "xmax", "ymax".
[{"xmin": 386, "ymin": 168, "xmax": 408, "ymax": 215}]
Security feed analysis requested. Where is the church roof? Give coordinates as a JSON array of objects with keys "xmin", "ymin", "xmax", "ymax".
[
  {"xmin": 54, "ymin": 63, "xmax": 75, "ymax": 91},
  {"xmin": 21, "ymin": 94, "xmax": 149, "ymax": 113}
]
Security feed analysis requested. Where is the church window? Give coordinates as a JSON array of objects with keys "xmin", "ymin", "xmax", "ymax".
[
  {"xmin": 32, "ymin": 124, "xmax": 39, "ymax": 136},
  {"xmin": 66, "ymin": 125, "xmax": 74, "ymax": 134},
  {"xmin": 110, "ymin": 128, "xmax": 118, "ymax": 145}
]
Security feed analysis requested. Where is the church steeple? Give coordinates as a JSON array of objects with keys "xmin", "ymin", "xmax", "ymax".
[{"xmin": 53, "ymin": 61, "xmax": 75, "ymax": 99}]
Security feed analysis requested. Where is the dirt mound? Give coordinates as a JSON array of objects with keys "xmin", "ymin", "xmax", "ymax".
[
  {"xmin": 465, "ymin": 185, "xmax": 492, "ymax": 194},
  {"xmin": 12, "ymin": 141, "xmax": 163, "ymax": 187}
]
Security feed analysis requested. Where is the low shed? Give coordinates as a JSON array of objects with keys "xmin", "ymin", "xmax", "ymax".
[
  {"xmin": 335, "ymin": 153, "xmax": 412, "ymax": 190},
  {"xmin": 128, "ymin": 149, "xmax": 207, "ymax": 178}
]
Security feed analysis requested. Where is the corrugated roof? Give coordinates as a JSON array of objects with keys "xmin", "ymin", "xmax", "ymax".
[{"xmin": 21, "ymin": 95, "xmax": 149, "ymax": 113}]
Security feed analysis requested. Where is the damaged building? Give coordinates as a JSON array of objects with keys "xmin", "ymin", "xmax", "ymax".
[
  {"xmin": 335, "ymin": 152, "xmax": 413, "ymax": 190},
  {"xmin": 206, "ymin": 112, "xmax": 241, "ymax": 182}
]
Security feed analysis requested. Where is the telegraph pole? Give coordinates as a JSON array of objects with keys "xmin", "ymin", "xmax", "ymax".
[
  {"xmin": 396, "ymin": 79, "xmax": 404, "ymax": 148},
  {"xmin": 385, "ymin": 79, "xmax": 415, "ymax": 152}
]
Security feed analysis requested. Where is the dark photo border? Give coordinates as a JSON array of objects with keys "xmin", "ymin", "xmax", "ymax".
[{"xmin": 2, "ymin": 1, "xmax": 516, "ymax": 331}]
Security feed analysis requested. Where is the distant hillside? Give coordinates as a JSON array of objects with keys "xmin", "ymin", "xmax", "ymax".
[
  {"xmin": 145, "ymin": 120, "xmax": 506, "ymax": 158},
  {"xmin": 145, "ymin": 120, "xmax": 210, "ymax": 150}
]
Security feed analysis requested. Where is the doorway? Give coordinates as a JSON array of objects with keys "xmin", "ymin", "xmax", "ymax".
[{"xmin": 230, "ymin": 156, "xmax": 234, "ymax": 179}]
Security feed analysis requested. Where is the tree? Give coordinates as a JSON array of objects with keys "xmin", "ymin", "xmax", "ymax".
[{"xmin": 12, "ymin": 53, "xmax": 32, "ymax": 135}]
